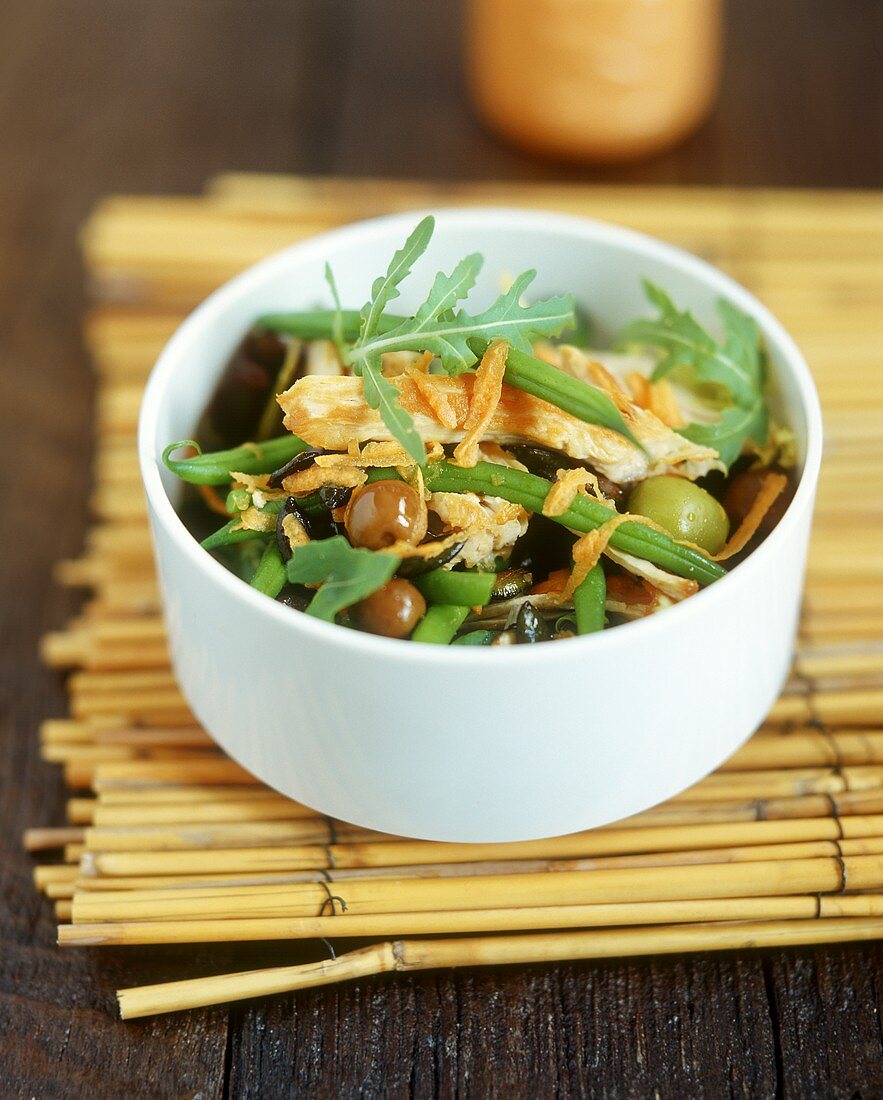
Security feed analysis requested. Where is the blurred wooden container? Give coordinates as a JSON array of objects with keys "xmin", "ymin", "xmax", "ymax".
[{"xmin": 466, "ymin": 0, "xmax": 723, "ymax": 163}]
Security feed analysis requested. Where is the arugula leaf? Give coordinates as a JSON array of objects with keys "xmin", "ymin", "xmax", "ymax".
[
  {"xmin": 349, "ymin": 268, "xmax": 575, "ymax": 377},
  {"xmin": 717, "ymin": 298, "xmax": 764, "ymax": 393},
  {"xmin": 616, "ymin": 280, "xmax": 769, "ymax": 468},
  {"xmin": 359, "ymin": 215, "xmax": 435, "ymax": 344},
  {"xmin": 345, "ymin": 220, "xmax": 574, "ymax": 458},
  {"xmin": 456, "ymin": 271, "xmax": 575, "ymax": 368},
  {"xmin": 402, "ymin": 253, "xmax": 484, "ymax": 340},
  {"xmin": 360, "ymin": 358, "xmax": 426, "ymax": 465},
  {"xmin": 679, "ymin": 397, "xmax": 769, "ymax": 469},
  {"xmin": 286, "ymin": 537, "xmax": 399, "ymax": 622},
  {"xmin": 617, "ymin": 280, "xmax": 758, "ymax": 407}
]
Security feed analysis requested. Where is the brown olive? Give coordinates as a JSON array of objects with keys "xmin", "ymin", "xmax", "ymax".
[
  {"xmin": 350, "ymin": 579, "xmax": 426, "ymax": 638},
  {"xmin": 345, "ymin": 480, "xmax": 426, "ymax": 550},
  {"xmin": 723, "ymin": 467, "xmax": 791, "ymax": 534}
]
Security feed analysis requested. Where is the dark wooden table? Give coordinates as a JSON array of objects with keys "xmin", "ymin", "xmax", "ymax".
[{"xmin": 2, "ymin": 2, "xmax": 882, "ymax": 1096}]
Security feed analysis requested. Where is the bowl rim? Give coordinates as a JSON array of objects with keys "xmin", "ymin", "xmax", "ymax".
[{"xmin": 138, "ymin": 205, "xmax": 823, "ymax": 665}]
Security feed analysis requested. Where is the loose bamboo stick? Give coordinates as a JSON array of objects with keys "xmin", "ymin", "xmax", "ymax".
[{"xmin": 116, "ymin": 915, "xmax": 883, "ymax": 1018}]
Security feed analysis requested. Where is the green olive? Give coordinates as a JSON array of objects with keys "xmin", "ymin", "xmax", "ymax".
[{"xmin": 627, "ymin": 475, "xmax": 729, "ymax": 555}]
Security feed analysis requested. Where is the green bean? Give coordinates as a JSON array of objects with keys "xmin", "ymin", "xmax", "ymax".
[
  {"xmin": 201, "ymin": 522, "xmax": 270, "ymax": 551},
  {"xmin": 452, "ymin": 629, "xmax": 498, "ymax": 646},
  {"xmin": 163, "ymin": 435, "xmax": 309, "ymax": 486},
  {"xmin": 422, "ymin": 460, "xmax": 725, "ymax": 586},
  {"xmin": 257, "ymin": 310, "xmax": 377, "ymax": 339},
  {"xmin": 365, "ymin": 467, "xmax": 400, "ymax": 484},
  {"xmin": 413, "ymin": 569, "xmax": 496, "ymax": 608},
  {"xmin": 573, "ymin": 562, "xmax": 606, "ymax": 635},
  {"xmin": 473, "ymin": 341, "xmax": 639, "ymax": 446},
  {"xmin": 249, "ymin": 541, "xmax": 287, "ymax": 598},
  {"xmin": 256, "ymin": 310, "xmax": 636, "ymax": 442},
  {"xmin": 411, "ymin": 604, "xmax": 471, "ymax": 644}
]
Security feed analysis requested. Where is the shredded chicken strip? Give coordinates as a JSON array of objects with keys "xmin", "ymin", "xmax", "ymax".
[
  {"xmin": 453, "ymin": 339, "xmax": 508, "ymax": 467},
  {"xmin": 429, "ymin": 491, "xmax": 529, "ymax": 569},
  {"xmin": 565, "ymin": 514, "xmax": 635, "ymax": 597},
  {"xmin": 278, "ymin": 373, "xmax": 722, "ymax": 484},
  {"xmin": 543, "ymin": 467, "xmax": 614, "ymax": 517},
  {"xmin": 604, "ymin": 548, "xmax": 699, "ymax": 603},
  {"xmin": 713, "ymin": 472, "xmax": 787, "ymax": 561},
  {"xmin": 547, "ymin": 343, "xmax": 721, "ymax": 429}
]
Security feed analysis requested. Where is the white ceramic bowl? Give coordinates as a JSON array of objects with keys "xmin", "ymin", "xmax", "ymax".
[{"xmin": 139, "ymin": 208, "xmax": 821, "ymax": 843}]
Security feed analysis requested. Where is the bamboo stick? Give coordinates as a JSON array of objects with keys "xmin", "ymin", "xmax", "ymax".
[
  {"xmin": 71, "ymin": 855, "xmax": 880, "ymax": 923},
  {"xmin": 61, "ymin": 893, "xmax": 883, "ymax": 951},
  {"xmin": 69, "ymin": 815, "xmax": 883, "ymax": 873},
  {"xmin": 93, "ymin": 759, "xmax": 256, "ymax": 788},
  {"xmin": 722, "ymin": 730, "xmax": 883, "ymax": 770},
  {"xmin": 816, "ymin": 689, "xmax": 883, "ymax": 725},
  {"xmin": 115, "ymin": 915, "xmax": 883, "ymax": 1018},
  {"xmin": 46, "ymin": 882, "xmax": 76, "ymax": 900},
  {"xmin": 58, "ymin": 838, "xmax": 883, "ymax": 907},
  {"xmin": 88, "ymin": 797, "xmax": 318, "ymax": 827},
  {"xmin": 33, "ymin": 865, "xmax": 80, "ymax": 889},
  {"xmin": 69, "ymin": 669, "xmax": 180, "ymax": 695},
  {"xmin": 73, "ymin": 816, "xmax": 868, "ymax": 876},
  {"xmin": 67, "ymin": 799, "xmax": 96, "ymax": 825},
  {"xmin": 90, "ymin": 785, "xmax": 288, "ymax": 805},
  {"xmin": 23, "ymin": 828, "xmax": 87, "ymax": 852},
  {"xmin": 80, "ymin": 820, "xmax": 384, "ymax": 853},
  {"xmin": 60, "ymin": 839, "xmax": 872, "ymax": 894}
]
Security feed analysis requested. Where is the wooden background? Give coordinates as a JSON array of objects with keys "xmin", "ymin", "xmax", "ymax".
[{"xmin": 2, "ymin": 1, "xmax": 882, "ymax": 1096}]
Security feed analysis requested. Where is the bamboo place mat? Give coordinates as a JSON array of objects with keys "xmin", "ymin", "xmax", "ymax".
[{"xmin": 28, "ymin": 175, "xmax": 883, "ymax": 1019}]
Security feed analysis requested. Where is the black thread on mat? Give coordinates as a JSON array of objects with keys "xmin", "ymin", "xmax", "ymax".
[
  {"xmin": 832, "ymin": 836, "xmax": 848, "ymax": 893},
  {"xmin": 318, "ymin": 879, "xmax": 348, "ymax": 915},
  {"xmin": 825, "ymin": 792, "xmax": 845, "ymax": 840},
  {"xmin": 322, "ymin": 843, "xmax": 337, "ymax": 870},
  {"xmin": 815, "ymin": 892, "xmax": 823, "ymax": 919},
  {"xmin": 321, "ymin": 939, "xmax": 337, "ymax": 961},
  {"xmin": 323, "ymin": 817, "xmax": 339, "ymax": 845}
]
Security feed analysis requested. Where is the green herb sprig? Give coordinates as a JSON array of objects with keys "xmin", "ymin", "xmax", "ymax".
[
  {"xmin": 286, "ymin": 536, "xmax": 399, "ymax": 621},
  {"xmin": 327, "ymin": 216, "xmax": 577, "ymax": 463},
  {"xmin": 617, "ymin": 280, "xmax": 768, "ymax": 467}
]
